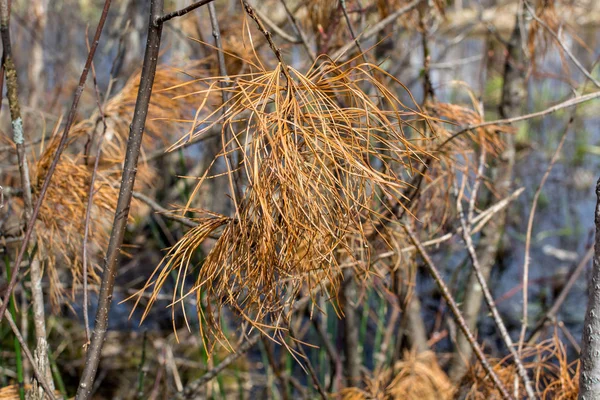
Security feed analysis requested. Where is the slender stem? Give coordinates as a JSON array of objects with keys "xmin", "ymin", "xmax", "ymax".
[
  {"xmin": 340, "ymin": 268, "xmax": 360, "ymax": 388},
  {"xmin": 339, "ymin": 0, "xmax": 365, "ymax": 58},
  {"xmin": 440, "ymin": 90, "xmax": 600, "ymax": 149},
  {"xmin": 0, "ymin": 0, "xmax": 113, "ymax": 325},
  {"xmin": 579, "ymin": 177, "xmax": 600, "ymax": 398},
  {"xmin": 157, "ymin": 0, "xmax": 216, "ymax": 25},
  {"xmin": 0, "ymin": 298, "xmax": 58, "ymax": 400},
  {"xmin": 331, "ymin": 0, "xmax": 424, "ymax": 61},
  {"xmin": 5, "ymin": 257, "xmax": 25, "ymax": 400},
  {"xmin": 0, "ymin": 0, "xmax": 54, "ymax": 390},
  {"xmin": 132, "ymin": 191, "xmax": 198, "ymax": 229},
  {"xmin": 524, "ymin": 1, "xmax": 600, "ymax": 88},
  {"xmin": 456, "ymin": 191, "xmax": 535, "ymax": 399},
  {"xmin": 278, "ymin": 0, "xmax": 316, "ymax": 62},
  {"xmin": 75, "ymin": 1, "xmax": 164, "ymax": 398},
  {"xmin": 288, "ymin": 325, "xmax": 327, "ymax": 400},
  {"xmin": 208, "ymin": 0, "xmax": 243, "ymax": 204},
  {"xmin": 403, "ymin": 224, "xmax": 513, "ymax": 400},
  {"xmin": 175, "ymin": 334, "xmax": 261, "ymax": 400},
  {"xmin": 81, "ymin": 33, "xmax": 109, "ymax": 345},
  {"xmin": 519, "ymin": 117, "xmax": 572, "ymax": 354}
]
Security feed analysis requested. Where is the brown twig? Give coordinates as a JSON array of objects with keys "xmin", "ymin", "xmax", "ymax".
[
  {"xmin": 157, "ymin": 0, "xmax": 216, "ymax": 25},
  {"xmin": 440, "ymin": 90, "xmax": 600, "ymax": 150},
  {"xmin": 250, "ymin": 1, "xmax": 300, "ymax": 45},
  {"xmin": 288, "ymin": 325, "xmax": 328, "ymax": 400},
  {"xmin": 81, "ymin": 32, "xmax": 109, "ymax": 345},
  {"xmin": 0, "ymin": 0, "xmax": 113, "ymax": 325},
  {"xmin": 311, "ymin": 314, "xmax": 342, "ymax": 392},
  {"xmin": 331, "ymin": 0, "xmax": 424, "ymax": 61},
  {"xmin": 524, "ymin": 1, "xmax": 600, "ymax": 89},
  {"xmin": 339, "ymin": 0, "xmax": 366, "ymax": 59},
  {"xmin": 340, "ymin": 267, "xmax": 361, "ymax": 388},
  {"xmin": 403, "ymin": 223, "xmax": 513, "ymax": 400},
  {"xmin": 175, "ymin": 333, "xmax": 261, "ymax": 400},
  {"xmin": 261, "ymin": 337, "xmax": 291, "ymax": 400},
  {"xmin": 132, "ymin": 191, "xmax": 198, "ymax": 229},
  {"xmin": 75, "ymin": 1, "xmax": 163, "ymax": 398},
  {"xmin": 278, "ymin": 0, "xmax": 316, "ymax": 62}
]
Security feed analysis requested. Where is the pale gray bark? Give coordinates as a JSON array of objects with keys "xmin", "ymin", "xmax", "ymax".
[{"xmin": 579, "ymin": 178, "xmax": 600, "ymax": 399}]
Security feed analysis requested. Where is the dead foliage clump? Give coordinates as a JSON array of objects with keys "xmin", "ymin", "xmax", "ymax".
[
  {"xmin": 28, "ymin": 63, "xmax": 211, "ymax": 308},
  {"xmin": 134, "ymin": 55, "xmax": 436, "ymax": 351},
  {"xmin": 340, "ymin": 351, "xmax": 454, "ymax": 400},
  {"xmin": 69, "ymin": 64, "xmax": 211, "ymax": 188},
  {"xmin": 459, "ymin": 336, "xmax": 579, "ymax": 399},
  {"xmin": 33, "ymin": 148, "xmax": 121, "ymax": 308}
]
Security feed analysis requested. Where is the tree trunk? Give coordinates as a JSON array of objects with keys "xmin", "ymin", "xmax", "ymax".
[{"xmin": 579, "ymin": 178, "xmax": 600, "ymax": 399}]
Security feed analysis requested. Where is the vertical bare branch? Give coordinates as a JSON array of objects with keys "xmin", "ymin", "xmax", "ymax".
[
  {"xmin": 579, "ymin": 178, "xmax": 600, "ymax": 399},
  {"xmin": 519, "ymin": 117, "xmax": 572, "ymax": 354},
  {"xmin": 0, "ymin": 0, "xmax": 113, "ymax": 326},
  {"xmin": 456, "ymin": 189, "xmax": 535, "ymax": 399},
  {"xmin": 81, "ymin": 33, "xmax": 109, "ymax": 345},
  {"xmin": 340, "ymin": 268, "xmax": 361, "ymax": 388},
  {"xmin": 76, "ymin": 1, "xmax": 164, "ymax": 398},
  {"xmin": 0, "ymin": 0, "xmax": 54, "ymax": 392},
  {"xmin": 278, "ymin": 0, "xmax": 316, "ymax": 62}
]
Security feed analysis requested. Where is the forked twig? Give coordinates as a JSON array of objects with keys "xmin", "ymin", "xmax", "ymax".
[
  {"xmin": 278, "ymin": 0, "xmax": 316, "ymax": 62},
  {"xmin": 456, "ymin": 184, "xmax": 535, "ymax": 399},
  {"xmin": 403, "ymin": 224, "xmax": 513, "ymax": 400},
  {"xmin": 331, "ymin": 0, "xmax": 424, "ymax": 61}
]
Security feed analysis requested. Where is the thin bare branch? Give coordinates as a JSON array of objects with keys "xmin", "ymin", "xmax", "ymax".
[
  {"xmin": 175, "ymin": 334, "xmax": 261, "ymax": 400},
  {"xmin": 456, "ymin": 187, "xmax": 535, "ymax": 399},
  {"xmin": 403, "ymin": 223, "xmax": 513, "ymax": 400},
  {"xmin": 524, "ymin": 1, "xmax": 600, "ymax": 88},
  {"xmin": 519, "ymin": 117, "xmax": 572, "ymax": 355},
  {"xmin": 157, "ymin": 0, "xmax": 216, "ymax": 25},
  {"xmin": 331, "ymin": 0, "xmax": 424, "ymax": 60},
  {"xmin": 0, "ymin": 0, "xmax": 113, "ymax": 325},
  {"xmin": 81, "ymin": 32, "xmax": 109, "ymax": 345},
  {"xmin": 440, "ymin": 90, "xmax": 600, "ymax": 149},
  {"xmin": 278, "ymin": 0, "xmax": 316, "ymax": 62},
  {"xmin": 0, "ymin": 0, "xmax": 53, "ymax": 390},
  {"xmin": 132, "ymin": 191, "xmax": 198, "ymax": 229},
  {"xmin": 0, "ymin": 299, "xmax": 58, "ymax": 400}
]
